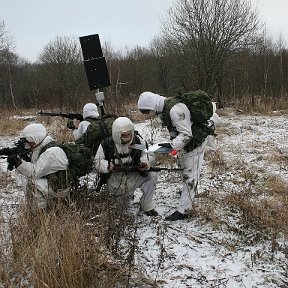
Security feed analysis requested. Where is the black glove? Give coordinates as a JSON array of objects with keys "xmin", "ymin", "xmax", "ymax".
[
  {"xmin": 7, "ymin": 155, "xmax": 22, "ymax": 171},
  {"xmin": 67, "ymin": 119, "xmax": 76, "ymax": 130},
  {"xmin": 158, "ymin": 142, "xmax": 172, "ymax": 149}
]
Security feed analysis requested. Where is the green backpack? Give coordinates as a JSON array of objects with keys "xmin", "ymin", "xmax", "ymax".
[
  {"xmin": 162, "ymin": 90, "xmax": 215, "ymax": 151},
  {"xmin": 176, "ymin": 90, "xmax": 213, "ymax": 124},
  {"xmin": 41, "ymin": 142, "xmax": 94, "ymax": 180},
  {"xmin": 60, "ymin": 143, "xmax": 94, "ymax": 179},
  {"xmin": 76, "ymin": 115, "xmax": 117, "ymax": 156}
]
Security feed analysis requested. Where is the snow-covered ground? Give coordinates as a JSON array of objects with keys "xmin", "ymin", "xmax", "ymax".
[
  {"xmin": 130, "ymin": 111, "xmax": 288, "ymax": 287},
  {"xmin": 0, "ymin": 110, "xmax": 287, "ymax": 287}
]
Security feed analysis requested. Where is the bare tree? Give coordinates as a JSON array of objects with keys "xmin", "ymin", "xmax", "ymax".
[
  {"xmin": 39, "ymin": 36, "xmax": 84, "ymax": 107},
  {"xmin": 0, "ymin": 20, "xmax": 18, "ymax": 108},
  {"xmin": 276, "ymin": 33, "xmax": 286, "ymax": 98},
  {"xmin": 162, "ymin": 0, "xmax": 261, "ymax": 106}
]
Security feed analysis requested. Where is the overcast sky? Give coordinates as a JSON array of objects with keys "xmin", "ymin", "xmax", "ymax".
[{"xmin": 1, "ymin": 0, "xmax": 287, "ymax": 63}]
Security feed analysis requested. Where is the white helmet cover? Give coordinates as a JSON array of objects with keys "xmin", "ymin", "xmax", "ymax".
[
  {"xmin": 112, "ymin": 117, "xmax": 134, "ymax": 145},
  {"xmin": 83, "ymin": 103, "xmax": 99, "ymax": 119},
  {"xmin": 138, "ymin": 91, "xmax": 166, "ymax": 113},
  {"xmin": 21, "ymin": 123, "xmax": 47, "ymax": 145}
]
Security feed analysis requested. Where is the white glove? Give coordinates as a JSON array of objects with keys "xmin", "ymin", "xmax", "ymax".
[{"xmin": 99, "ymin": 160, "xmax": 109, "ymax": 174}]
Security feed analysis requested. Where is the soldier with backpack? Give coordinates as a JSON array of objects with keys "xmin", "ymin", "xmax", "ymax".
[
  {"xmin": 6, "ymin": 123, "xmax": 71, "ymax": 210},
  {"xmin": 138, "ymin": 90, "xmax": 219, "ymax": 221},
  {"xmin": 95, "ymin": 116, "xmax": 158, "ymax": 216},
  {"xmin": 75, "ymin": 109, "xmax": 116, "ymax": 157},
  {"xmin": 67, "ymin": 102, "xmax": 100, "ymax": 140},
  {"xmin": 71, "ymin": 103, "xmax": 117, "ymax": 191}
]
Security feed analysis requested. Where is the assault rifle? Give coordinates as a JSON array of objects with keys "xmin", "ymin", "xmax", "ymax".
[
  {"xmin": 112, "ymin": 166, "xmax": 183, "ymax": 173},
  {"xmin": 0, "ymin": 138, "xmax": 31, "ymax": 170},
  {"xmin": 38, "ymin": 111, "xmax": 83, "ymax": 121}
]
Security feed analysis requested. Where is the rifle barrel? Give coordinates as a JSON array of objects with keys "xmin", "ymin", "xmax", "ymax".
[
  {"xmin": 39, "ymin": 112, "xmax": 60, "ymax": 116},
  {"xmin": 112, "ymin": 166, "xmax": 183, "ymax": 172},
  {"xmin": 38, "ymin": 111, "xmax": 83, "ymax": 121}
]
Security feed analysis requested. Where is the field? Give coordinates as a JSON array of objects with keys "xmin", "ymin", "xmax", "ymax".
[{"xmin": 0, "ymin": 108, "xmax": 287, "ymax": 287}]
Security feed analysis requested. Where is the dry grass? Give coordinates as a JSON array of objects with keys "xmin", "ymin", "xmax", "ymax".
[
  {"xmin": 0, "ymin": 110, "xmax": 35, "ymax": 137},
  {"xmin": 205, "ymin": 149, "xmax": 227, "ymax": 173},
  {"xmin": 224, "ymin": 190, "xmax": 288, "ymax": 237},
  {"xmin": 0, "ymin": 170, "xmax": 13, "ymax": 187},
  {"xmin": 242, "ymin": 98, "xmax": 288, "ymax": 114},
  {"xmin": 193, "ymin": 128, "xmax": 288, "ymax": 244},
  {"xmin": 0, "ymin": 187, "xmax": 153, "ymax": 288},
  {"xmin": 222, "ymin": 96, "xmax": 288, "ymax": 115}
]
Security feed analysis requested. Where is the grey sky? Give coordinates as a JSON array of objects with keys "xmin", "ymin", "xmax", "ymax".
[
  {"xmin": 1, "ymin": 0, "xmax": 287, "ymax": 62},
  {"xmin": 256, "ymin": 0, "xmax": 288, "ymax": 42}
]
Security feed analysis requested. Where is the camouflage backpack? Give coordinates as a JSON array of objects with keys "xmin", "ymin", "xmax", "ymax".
[
  {"xmin": 176, "ymin": 90, "xmax": 213, "ymax": 124},
  {"xmin": 76, "ymin": 114, "xmax": 117, "ymax": 156},
  {"xmin": 162, "ymin": 90, "xmax": 215, "ymax": 151},
  {"xmin": 41, "ymin": 142, "xmax": 94, "ymax": 180}
]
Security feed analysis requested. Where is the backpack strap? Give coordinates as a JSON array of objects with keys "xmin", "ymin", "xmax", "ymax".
[
  {"xmin": 101, "ymin": 136, "xmax": 114, "ymax": 164},
  {"xmin": 102, "ymin": 134, "xmax": 142, "ymax": 167},
  {"xmin": 98, "ymin": 119, "xmax": 110, "ymax": 137},
  {"xmin": 162, "ymin": 98, "xmax": 179, "ymax": 130},
  {"xmin": 39, "ymin": 141, "xmax": 59, "ymax": 154}
]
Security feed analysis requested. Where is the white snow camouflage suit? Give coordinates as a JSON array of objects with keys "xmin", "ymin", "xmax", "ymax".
[{"xmin": 95, "ymin": 117, "xmax": 157, "ymax": 212}]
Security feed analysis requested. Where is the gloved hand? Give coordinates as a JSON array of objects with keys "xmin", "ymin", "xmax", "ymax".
[
  {"xmin": 67, "ymin": 119, "xmax": 76, "ymax": 130},
  {"xmin": 7, "ymin": 155, "xmax": 22, "ymax": 171},
  {"xmin": 139, "ymin": 162, "xmax": 150, "ymax": 171},
  {"xmin": 169, "ymin": 149, "xmax": 179, "ymax": 157},
  {"xmin": 158, "ymin": 142, "xmax": 172, "ymax": 149},
  {"xmin": 98, "ymin": 160, "xmax": 109, "ymax": 174}
]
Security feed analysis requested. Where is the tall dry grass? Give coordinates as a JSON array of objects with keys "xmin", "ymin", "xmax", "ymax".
[
  {"xmin": 224, "ymin": 96, "xmax": 288, "ymax": 115},
  {"xmin": 196, "ymin": 142, "xmax": 288, "ymax": 245},
  {"xmin": 0, "ymin": 187, "xmax": 153, "ymax": 288}
]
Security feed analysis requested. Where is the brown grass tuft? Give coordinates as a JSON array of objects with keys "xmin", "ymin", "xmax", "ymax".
[
  {"xmin": 223, "ymin": 183, "xmax": 288, "ymax": 239},
  {"xmin": 0, "ymin": 186, "xmax": 152, "ymax": 288}
]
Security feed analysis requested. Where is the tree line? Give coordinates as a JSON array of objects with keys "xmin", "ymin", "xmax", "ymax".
[{"xmin": 1, "ymin": 0, "xmax": 287, "ymax": 112}]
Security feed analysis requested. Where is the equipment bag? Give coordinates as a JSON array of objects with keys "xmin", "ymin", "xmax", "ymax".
[
  {"xmin": 41, "ymin": 142, "xmax": 94, "ymax": 180},
  {"xmin": 176, "ymin": 90, "xmax": 215, "ymax": 150},
  {"xmin": 176, "ymin": 90, "xmax": 213, "ymax": 124},
  {"xmin": 60, "ymin": 143, "xmax": 94, "ymax": 179},
  {"xmin": 76, "ymin": 114, "xmax": 117, "ymax": 156}
]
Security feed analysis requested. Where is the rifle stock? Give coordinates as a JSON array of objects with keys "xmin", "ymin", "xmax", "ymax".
[
  {"xmin": 112, "ymin": 166, "xmax": 183, "ymax": 173},
  {"xmin": 38, "ymin": 111, "xmax": 83, "ymax": 121}
]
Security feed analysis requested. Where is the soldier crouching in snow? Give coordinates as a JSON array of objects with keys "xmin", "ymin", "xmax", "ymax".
[
  {"xmin": 7, "ymin": 123, "xmax": 70, "ymax": 210},
  {"xmin": 95, "ymin": 117, "xmax": 158, "ymax": 216}
]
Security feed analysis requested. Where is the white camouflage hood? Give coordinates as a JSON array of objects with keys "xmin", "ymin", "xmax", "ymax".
[
  {"xmin": 21, "ymin": 123, "xmax": 47, "ymax": 145},
  {"xmin": 112, "ymin": 117, "xmax": 135, "ymax": 146},
  {"xmin": 138, "ymin": 91, "xmax": 166, "ymax": 113},
  {"xmin": 83, "ymin": 103, "xmax": 99, "ymax": 119}
]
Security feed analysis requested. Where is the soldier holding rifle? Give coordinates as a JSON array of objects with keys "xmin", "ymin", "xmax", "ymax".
[{"xmin": 95, "ymin": 116, "xmax": 158, "ymax": 216}]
